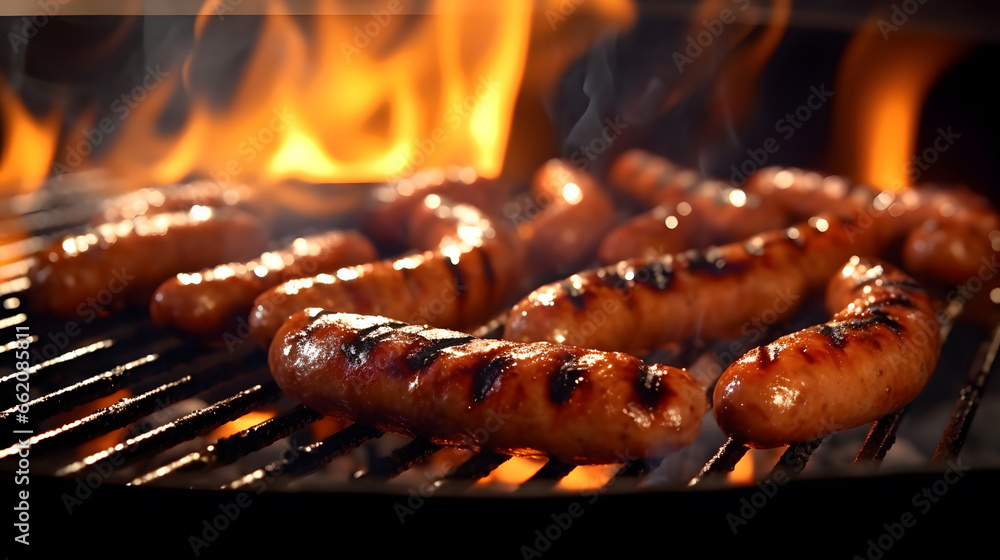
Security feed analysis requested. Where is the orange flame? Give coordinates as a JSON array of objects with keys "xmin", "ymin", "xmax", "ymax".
[
  {"xmin": 0, "ymin": 81, "xmax": 61, "ymax": 195},
  {"xmin": 832, "ymin": 20, "xmax": 968, "ymax": 191}
]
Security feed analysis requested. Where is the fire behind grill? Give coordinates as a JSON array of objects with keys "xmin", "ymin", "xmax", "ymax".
[{"xmin": 2, "ymin": 193, "xmax": 999, "ymax": 557}]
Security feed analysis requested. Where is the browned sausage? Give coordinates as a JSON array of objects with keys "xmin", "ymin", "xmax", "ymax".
[
  {"xmin": 713, "ymin": 256, "xmax": 940, "ymax": 448},
  {"xmin": 29, "ymin": 206, "xmax": 269, "ymax": 318},
  {"xmin": 268, "ymin": 309, "xmax": 708, "ymax": 464},
  {"xmin": 91, "ymin": 180, "xmax": 259, "ymax": 224},
  {"xmin": 611, "ymin": 150, "xmax": 1000, "ymax": 288},
  {"xmin": 149, "ymin": 230, "xmax": 378, "ymax": 341},
  {"xmin": 503, "ymin": 215, "xmax": 886, "ymax": 356},
  {"xmin": 249, "ymin": 198, "xmax": 522, "ymax": 348},
  {"xmin": 514, "ymin": 159, "xmax": 617, "ymax": 280}
]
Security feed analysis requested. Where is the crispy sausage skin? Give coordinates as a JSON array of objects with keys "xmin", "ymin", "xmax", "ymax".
[
  {"xmin": 713, "ymin": 257, "xmax": 940, "ymax": 448},
  {"xmin": 91, "ymin": 180, "xmax": 259, "ymax": 224},
  {"xmin": 29, "ymin": 206, "xmax": 269, "ymax": 317},
  {"xmin": 504, "ymin": 215, "xmax": 885, "ymax": 356},
  {"xmin": 610, "ymin": 150, "xmax": 1000, "ymax": 288},
  {"xmin": 269, "ymin": 309, "xmax": 708, "ymax": 464},
  {"xmin": 515, "ymin": 159, "xmax": 617, "ymax": 281},
  {"xmin": 150, "ymin": 230, "xmax": 378, "ymax": 341},
  {"xmin": 249, "ymin": 197, "xmax": 522, "ymax": 348}
]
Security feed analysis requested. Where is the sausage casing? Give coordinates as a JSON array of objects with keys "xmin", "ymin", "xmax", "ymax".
[
  {"xmin": 150, "ymin": 230, "xmax": 378, "ymax": 340},
  {"xmin": 713, "ymin": 257, "xmax": 941, "ymax": 448},
  {"xmin": 30, "ymin": 206, "xmax": 269, "ymax": 317},
  {"xmin": 268, "ymin": 309, "xmax": 708, "ymax": 464}
]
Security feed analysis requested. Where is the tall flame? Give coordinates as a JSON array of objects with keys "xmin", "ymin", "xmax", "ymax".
[
  {"xmin": 831, "ymin": 19, "xmax": 968, "ymax": 191},
  {"xmin": 0, "ymin": 81, "xmax": 61, "ymax": 195}
]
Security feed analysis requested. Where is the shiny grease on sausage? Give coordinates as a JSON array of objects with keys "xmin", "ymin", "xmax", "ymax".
[
  {"xmin": 249, "ymin": 197, "xmax": 522, "ymax": 348},
  {"xmin": 29, "ymin": 206, "xmax": 269, "ymax": 318},
  {"xmin": 268, "ymin": 309, "xmax": 708, "ymax": 464},
  {"xmin": 505, "ymin": 215, "xmax": 885, "ymax": 356},
  {"xmin": 713, "ymin": 256, "xmax": 940, "ymax": 448},
  {"xmin": 150, "ymin": 230, "xmax": 378, "ymax": 340}
]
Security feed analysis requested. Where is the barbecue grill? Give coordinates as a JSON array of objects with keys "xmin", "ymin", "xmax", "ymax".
[{"xmin": 3, "ymin": 1, "xmax": 1000, "ymax": 557}]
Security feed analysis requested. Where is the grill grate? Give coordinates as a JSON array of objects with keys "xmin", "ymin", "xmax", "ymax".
[{"xmin": 3, "ymin": 197, "xmax": 1000, "ymax": 557}]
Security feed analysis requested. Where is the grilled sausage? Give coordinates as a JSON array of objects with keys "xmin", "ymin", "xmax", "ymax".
[
  {"xmin": 504, "ymin": 215, "xmax": 886, "ymax": 355},
  {"xmin": 29, "ymin": 206, "xmax": 269, "ymax": 317},
  {"xmin": 611, "ymin": 150, "xmax": 1000, "ymax": 287},
  {"xmin": 249, "ymin": 197, "xmax": 522, "ymax": 348},
  {"xmin": 713, "ymin": 256, "xmax": 940, "ymax": 448},
  {"xmin": 150, "ymin": 230, "xmax": 378, "ymax": 340},
  {"xmin": 91, "ymin": 180, "xmax": 259, "ymax": 224},
  {"xmin": 268, "ymin": 309, "xmax": 709, "ymax": 464},
  {"xmin": 515, "ymin": 159, "xmax": 617, "ymax": 280}
]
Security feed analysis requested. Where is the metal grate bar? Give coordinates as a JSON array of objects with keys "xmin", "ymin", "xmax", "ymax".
[
  {"xmin": 854, "ymin": 410, "xmax": 904, "ymax": 465},
  {"xmin": 771, "ymin": 438, "xmax": 823, "ymax": 478},
  {"xmin": 225, "ymin": 423, "xmax": 383, "ymax": 490},
  {"xmin": 441, "ymin": 450, "xmax": 510, "ymax": 482},
  {"xmin": 688, "ymin": 437, "xmax": 749, "ymax": 486},
  {"xmin": 933, "ymin": 319, "xmax": 1000, "ymax": 462},
  {"xmin": 360, "ymin": 438, "xmax": 443, "ymax": 479},
  {"xmin": 55, "ymin": 381, "xmax": 282, "ymax": 478}
]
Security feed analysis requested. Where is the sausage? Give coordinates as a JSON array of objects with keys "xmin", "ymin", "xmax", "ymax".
[
  {"xmin": 249, "ymin": 197, "xmax": 522, "ymax": 348},
  {"xmin": 268, "ymin": 309, "xmax": 708, "ymax": 464},
  {"xmin": 515, "ymin": 159, "xmax": 617, "ymax": 281},
  {"xmin": 91, "ymin": 180, "xmax": 259, "ymax": 224},
  {"xmin": 611, "ymin": 150, "xmax": 1000, "ymax": 287},
  {"xmin": 503, "ymin": 215, "xmax": 886, "ymax": 355},
  {"xmin": 601, "ymin": 151, "xmax": 795, "ymax": 264},
  {"xmin": 29, "ymin": 206, "xmax": 269, "ymax": 317},
  {"xmin": 712, "ymin": 256, "xmax": 940, "ymax": 448},
  {"xmin": 150, "ymin": 230, "xmax": 378, "ymax": 341},
  {"xmin": 360, "ymin": 167, "xmax": 515, "ymax": 253},
  {"xmin": 748, "ymin": 167, "xmax": 1000, "ymax": 287}
]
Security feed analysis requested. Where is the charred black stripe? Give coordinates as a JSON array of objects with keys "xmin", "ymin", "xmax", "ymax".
[
  {"xmin": 560, "ymin": 279, "xmax": 586, "ymax": 310},
  {"xmin": 343, "ymin": 321, "xmax": 405, "ymax": 362},
  {"xmin": 473, "ymin": 354, "xmax": 511, "ymax": 403},
  {"xmin": 634, "ymin": 259, "xmax": 673, "ymax": 290},
  {"xmin": 597, "ymin": 269, "xmax": 631, "ymax": 293},
  {"xmin": 855, "ymin": 276, "xmax": 927, "ymax": 293},
  {"xmin": 445, "ymin": 258, "xmax": 468, "ymax": 298},
  {"xmin": 550, "ymin": 355, "xmax": 586, "ymax": 405},
  {"xmin": 633, "ymin": 364, "xmax": 665, "ymax": 409},
  {"xmin": 817, "ymin": 323, "xmax": 846, "ymax": 348},
  {"xmin": 406, "ymin": 335, "xmax": 474, "ymax": 370},
  {"xmin": 684, "ymin": 249, "xmax": 748, "ymax": 275}
]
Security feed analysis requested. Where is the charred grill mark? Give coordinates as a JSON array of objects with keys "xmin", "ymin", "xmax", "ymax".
[
  {"xmin": 817, "ymin": 323, "xmax": 846, "ymax": 348},
  {"xmin": 634, "ymin": 259, "xmax": 674, "ymax": 291},
  {"xmin": 550, "ymin": 354, "xmax": 586, "ymax": 405},
  {"xmin": 473, "ymin": 354, "xmax": 512, "ymax": 403},
  {"xmin": 561, "ymin": 279, "xmax": 586, "ymax": 310},
  {"xmin": 406, "ymin": 335, "xmax": 474, "ymax": 370},
  {"xmin": 445, "ymin": 257, "xmax": 468, "ymax": 298},
  {"xmin": 854, "ymin": 276, "xmax": 927, "ymax": 293},
  {"xmin": 634, "ymin": 364, "xmax": 666, "ymax": 409},
  {"xmin": 597, "ymin": 268, "xmax": 630, "ymax": 293},
  {"xmin": 343, "ymin": 321, "xmax": 405, "ymax": 362},
  {"xmin": 683, "ymin": 249, "xmax": 749, "ymax": 276},
  {"xmin": 757, "ymin": 347, "xmax": 775, "ymax": 369}
]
